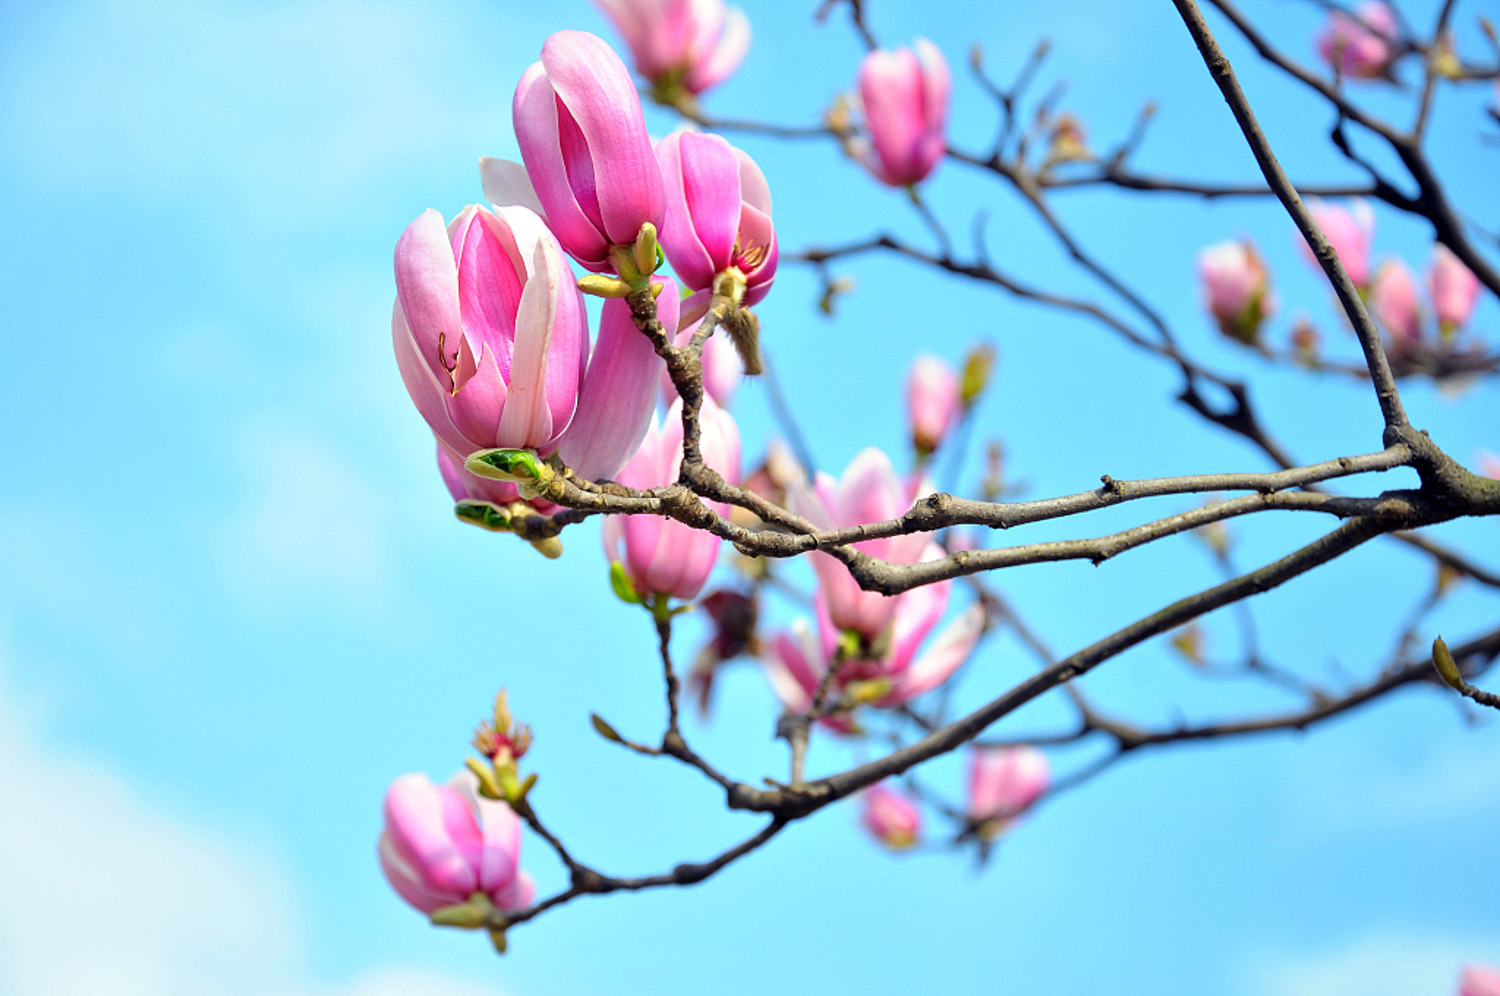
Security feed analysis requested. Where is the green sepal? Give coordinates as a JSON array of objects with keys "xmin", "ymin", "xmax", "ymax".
[
  {"xmin": 455, "ymin": 501, "xmax": 512, "ymax": 532},
  {"xmin": 609, "ymin": 561, "xmax": 642, "ymax": 604}
]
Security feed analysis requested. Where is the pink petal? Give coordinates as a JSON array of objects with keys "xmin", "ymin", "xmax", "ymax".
[
  {"xmin": 560, "ymin": 276, "xmax": 677, "ymax": 480},
  {"xmin": 394, "ymin": 209, "xmax": 463, "ymax": 383},
  {"xmin": 540, "ymin": 30, "xmax": 664, "ymax": 246}
]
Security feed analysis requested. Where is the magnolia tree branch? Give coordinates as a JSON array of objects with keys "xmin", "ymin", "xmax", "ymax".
[{"xmin": 1172, "ymin": 0, "xmax": 1409, "ymax": 437}]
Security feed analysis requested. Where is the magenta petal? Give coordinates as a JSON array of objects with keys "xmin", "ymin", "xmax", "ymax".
[
  {"xmin": 513, "ymin": 62, "xmax": 611, "ymax": 268},
  {"xmin": 882, "ymin": 603, "xmax": 984, "ymax": 706},
  {"xmin": 394, "ymin": 209, "xmax": 463, "ymax": 383},
  {"xmin": 379, "ymin": 833, "xmax": 458, "ymax": 914},
  {"xmin": 394, "ymin": 302, "xmax": 468, "ymax": 455},
  {"xmin": 382, "ymin": 774, "xmax": 481, "ymax": 899},
  {"xmin": 559, "ymin": 276, "xmax": 676, "ymax": 480},
  {"xmin": 656, "ymin": 131, "xmax": 719, "ymax": 292},
  {"xmin": 446, "ymin": 344, "xmax": 507, "ymax": 447},
  {"xmin": 540, "ymin": 30, "xmax": 664, "ymax": 245},
  {"xmin": 678, "ymin": 132, "xmax": 742, "ymax": 272},
  {"xmin": 453, "ymin": 208, "xmax": 523, "ymax": 374}
]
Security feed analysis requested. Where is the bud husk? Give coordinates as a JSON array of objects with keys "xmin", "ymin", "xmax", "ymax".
[
  {"xmin": 960, "ymin": 344, "xmax": 997, "ymax": 406},
  {"xmin": 1432, "ymin": 636, "xmax": 1464, "ymax": 691},
  {"xmin": 465, "ymin": 757, "xmax": 504, "ymax": 800},
  {"xmin": 466, "ymin": 448, "xmax": 551, "ymax": 486},
  {"xmin": 455, "ymin": 501, "xmax": 512, "ymax": 532},
  {"xmin": 590, "ymin": 712, "xmax": 624, "ymax": 743},
  {"xmin": 429, "ymin": 893, "xmax": 492, "ymax": 929},
  {"xmin": 577, "ymin": 273, "xmax": 634, "ymax": 298},
  {"xmin": 633, "ymin": 222, "xmax": 660, "ymax": 278},
  {"xmin": 528, "ymin": 536, "xmax": 563, "ymax": 559},
  {"xmin": 610, "ymin": 561, "xmax": 642, "ymax": 604}
]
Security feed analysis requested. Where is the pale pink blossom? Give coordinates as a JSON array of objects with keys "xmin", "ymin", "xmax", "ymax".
[
  {"xmin": 1372, "ymin": 259, "xmax": 1423, "ymax": 349},
  {"xmin": 393, "ymin": 206, "xmax": 664, "ymax": 484},
  {"xmin": 1460, "ymin": 964, "xmax": 1500, "ymax": 996},
  {"xmin": 860, "ymin": 783, "xmax": 921, "ymax": 850},
  {"xmin": 1428, "ymin": 243, "xmax": 1481, "ymax": 336},
  {"xmin": 761, "ymin": 565, "xmax": 986, "ymax": 723},
  {"xmin": 603, "ymin": 395, "xmax": 741, "ymax": 600},
  {"xmin": 656, "ymin": 129, "xmax": 777, "ymax": 305},
  {"xmin": 594, "ymin": 0, "xmax": 750, "ymax": 96},
  {"xmin": 788, "ymin": 448, "xmax": 932, "ymax": 639},
  {"xmin": 967, "ymin": 745, "xmax": 1049, "ymax": 837},
  {"xmin": 378, "ymin": 772, "xmax": 534, "ymax": 915},
  {"xmin": 1198, "ymin": 240, "xmax": 1276, "ymax": 345},
  {"xmin": 1302, "ymin": 199, "xmax": 1376, "ymax": 287},
  {"xmin": 857, "ymin": 39, "xmax": 951, "ymax": 187},
  {"xmin": 1317, "ymin": 2, "xmax": 1399, "ymax": 80},
  {"xmin": 907, "ymin": 355, "xmax": 962, "ymax": 456},
  {"xmin": 501, "ymin": 30, "xmax": 664, "ymax": 271}
]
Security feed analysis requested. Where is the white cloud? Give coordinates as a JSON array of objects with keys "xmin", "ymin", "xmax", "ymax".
[
  {"xmin": 1244, "ymin": 929, "xmax": 1499, "ymax": 996},
  {"xmin": 0, "ymin": 643, "xmax": 504, "ymax": 996}
]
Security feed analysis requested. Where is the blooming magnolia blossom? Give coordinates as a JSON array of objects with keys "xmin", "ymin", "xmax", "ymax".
[
  {"xmin": 604, "ymin": 395, "xmax": 741, "ymax": 601},
  {"xmin": 860, "ymin": 783, "xmax": 921, "ymax": 850},
  {"xmin": 1428, "ymin": 243, "xmax": 1481, "ymax": 336},
  {"xmin": 1371, "ymin": 259, "xmax": 1422, "ymax": 349},
  {"xmin": 656, "ymin": 129, "xmax": 778, "ymax": 305},
  {"xmin": 1461, "ymin": 965, "xmax": 1500, "ymax": 996},
  {"xmin": 593, "ymin": 0, "xmax": 750, "ymax": 97},
  {"xmin": 1302, "ymin": 199, "xmax": 1376, "ymax": 287},
  {"xmin": 790, "ymin": 447, "xmax": 934, "ymax": 639},
  {"xmin": 1198, "ymin": 240, "xmax": 1276, "ymax": 345},
  {"xmin": 393, "ymin": 205, "xmax": 663, "ymax": 484},
  {"xmin": 1317, "ymin": 2, "xmax": 1399, "ymax": 80},
  {"xmin": 761, "ymin": 564, "xmax": 986, "ymax": 725},
  {"xmin": 856, "ymin": 38, "xmax": 952, "ymax": 187},
  {"xmin": 505, "ymin": 30, "xmax": 664, "ymax": 271},
  {"xmin": 378, "ymin": 772, "xmax": 534, "ymax": 915},
  {"xmin": 967, "ymin": 745, "xmax": 1050, "ymax": 839},
  {"xmin": 907, "ymin": 354, "xmax": 962, "ymax": 456}
]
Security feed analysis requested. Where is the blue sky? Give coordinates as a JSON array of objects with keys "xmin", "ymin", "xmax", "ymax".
[{"xmin": 1, "ymin": 0, "xmax": 1498, "ymax": 993}]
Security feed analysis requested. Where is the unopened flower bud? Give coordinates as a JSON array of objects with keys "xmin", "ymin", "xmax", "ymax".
[
  {"xmin": 960, "ymin": 343, "xmax": 997, "ymax": 407},
  {"xmin": 577, "ymin": 273, "xmax": 635, "ymax": 298},
  {"xmin": 1432, "ymin": 636, "xmax": 1464, "ymax": 691}
]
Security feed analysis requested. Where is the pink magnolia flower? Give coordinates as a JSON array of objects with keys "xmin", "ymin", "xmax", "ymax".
[
  {"xmin": 661, "ymin": 309, "xmax": 742, "ymax": 408},
  {"xmin": 505, "ymin": 30, "xmax": 664, "ymax": 272},
  {"xmin": 761, "ymin": 571, "xmax": 986, "ymax": 725},
  {"xmin": 857, "ymin": 38, "xmax": 952, "ymax": 187},
  {"xmin": 1429, "ymin": 243, "xmax": 1481, "ymax": 336},
  {"xmin": 789, "ymin": 447, "xmax": 933, "ymax": 640},
  {"xmin": 603, "ymin": 395, "xmax": 741, "ymax": 601},
  {"xmin": 378, "ymin": 772, "xmax": 534, "ymax": 916},
  {"xmin": 656, "ymin": 129, "xmax": 778, "ymax": 305},
  {"xmin": 967, "ymin": 745, "xmax": 1049, "ymax": 839},
  {"xmin": 1317, "ymin": 2, "xmax": 1399, "ymax": 80},
  {"xmin": 594, "ymin": 0, "xmax": 750, "ymax": 96},
  {"xmin": 907, "ymin": 354, "xmax": 962, "ymax": 456},
  {"xmin": 393, "ymin": 206, "xmax": 665, "ymax": 483},
  {"xmin": 1461, "ymin": 964, "xmax": 1500, "ymax": 996},
  {"xmin": 1372, "ymin": 259, "xmax": 1423, "ymax": 349},
  {"xmin": 860, "ymin": 783, "xmax": 921, "ymax": 850},
  {"xmin": 1302, "ymin": 199, "xmax": 1376, "ymax": 287},
  {"xmin": 1199, "ymin": 240, "xmax": 1276, "ymax": 345}
]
